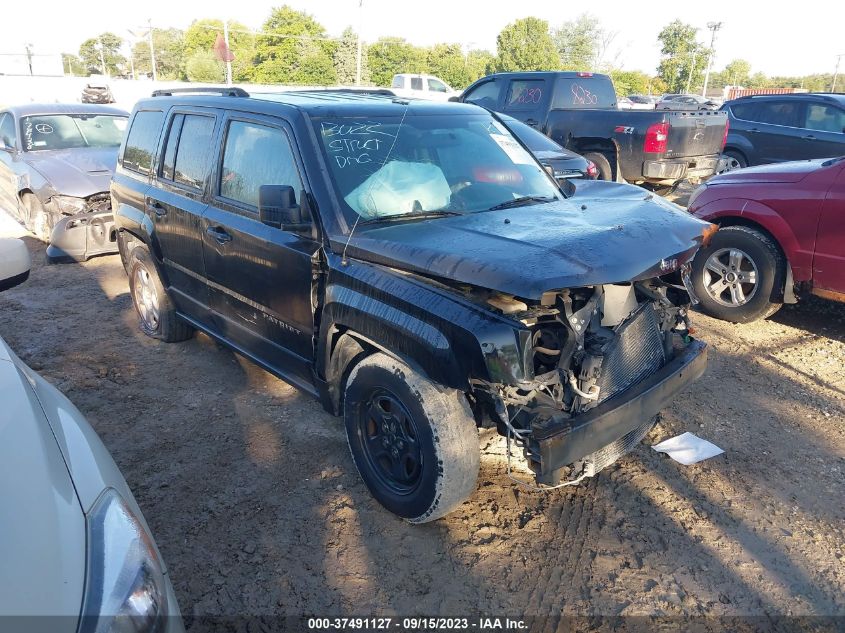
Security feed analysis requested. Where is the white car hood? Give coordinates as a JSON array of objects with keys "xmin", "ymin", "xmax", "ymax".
[{"xmin": 0, "ymin": 339, "xmax": 85, "ymax": 624}]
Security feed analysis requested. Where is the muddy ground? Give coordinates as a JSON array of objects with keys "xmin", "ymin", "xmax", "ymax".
[{"xmin": 0, "ymin": 214, "xmax": 843, "ymax": 629}]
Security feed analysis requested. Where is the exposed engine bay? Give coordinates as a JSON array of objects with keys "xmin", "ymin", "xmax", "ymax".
[{"xmin": 472, "ymin": 274, "xmax": 699, "ymax": 486}]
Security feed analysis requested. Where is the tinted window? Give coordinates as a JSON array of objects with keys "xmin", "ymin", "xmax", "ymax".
[
  {"xmin": 463, "ymin": 81, "xmax": 499, "ymax": 109},
  {"xmin": 428, "ymin": 78, "xmax": 448, "ymax": 93},
  {"xmin": 0, "ymin": 113, "xmax": 15, "ymax": 146},
  {"xmin": 170, "ymin": 114, "xmax": 215, "ymax": 189},
  {"xmin": 411, "ymin": 77, "xmax": 423, "ymax": 90},
  {"xmin": 160, "ymin": 114, "xmax": 184, "ymax": 181},
  {"xmin": 502, "ymin": 116, "xmax": 561, "ymax": 153},
  {"xmin": 552, "ymin": 78, "xmax": 617, "ymax": 109},
  {"xmin": 220, "ymin": 121, "xmax": 302, "ymax": 209},
  {"xmin": 123, "ymin": 110, "xmax": 164, "ymax": 174},
  {"xmin": 505, "ymin": 80, "xmax": 545, "ymax": 110},
  {"xmin": 755, "ymin": 101, "xmax": 801, "ymax": 127},
  {"xmin": 804, "ymin": 104, "xmax": 845, "ymax": 133},
  {"xmin": 729, "ymin": 102, "xmax": 757, "ymax": 121}
]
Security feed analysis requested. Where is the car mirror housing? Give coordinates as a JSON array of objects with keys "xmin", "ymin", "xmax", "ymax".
[
  {"xmin": 0, "ymin": 238, "xmax": 31, "ymax": 291},
  {"xmin": 258, "ymin": 184, "xmax": 310, "ymax": 232}
]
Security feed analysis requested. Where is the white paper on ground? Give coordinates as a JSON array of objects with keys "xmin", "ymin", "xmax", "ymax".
[{"xmin": 651, "ymin": 432, "xmax": 724, "ymax": 465}]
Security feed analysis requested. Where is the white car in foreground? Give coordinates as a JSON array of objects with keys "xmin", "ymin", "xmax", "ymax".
[{"xmin": 0, "ymin": 238, "xmax": 183, "ymax": 633}]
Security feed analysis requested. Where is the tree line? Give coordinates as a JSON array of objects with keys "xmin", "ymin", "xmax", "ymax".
[{"xmin": 60, "ymin": 7, "xmax": 835, "ymax": 95}]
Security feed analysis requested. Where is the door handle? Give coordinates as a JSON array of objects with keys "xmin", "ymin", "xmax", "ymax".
[
  {"xmin": 803, "ymin": 134, "xmax": 817, "ymax": 140},
  {"xmin": 145, "ymin": 197, "xmax": 166, "ymax": 217},
  {"xmin": 748, "ymin": 128, "xmax": 760, "ymax": 133},
  {"xmin": 525, "ymin": 119, "xmax": 540, "ymax": 127},
  {"xmin": 206, "ymin": 226, "xmax": 233, "ymax": 244}
]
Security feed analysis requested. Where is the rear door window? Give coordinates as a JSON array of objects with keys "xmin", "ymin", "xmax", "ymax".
[
  {"xmin": 552, "ymin": 78, "xmax": 617, "ymax": 108},
  {"xmin": 219, "ymin": 120, "xmax": 303, "ymax": 210},
  {"xmin": 754, "ymin": 101, "xmax": 801, "ymax": 127},
  {"xmin": 158, "ymin": 113, "xmax": 216, "ymax": 190},
  {"xmin": 122, "ymin": 110, "xmax": 164, "ymax": 174},
  {"xmin": 504, "ymin": 80, "xmax": 545, "ymax": 110},
  {"xmin": 410, "ymin": 77, "xmax": 423, "ymax": 90},
  {"xmin": 729, "ymin": 102, "xmax": 758, "ymax": 121}
]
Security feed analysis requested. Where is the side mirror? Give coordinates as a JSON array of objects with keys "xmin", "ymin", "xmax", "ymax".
[
  {"xmin": 258, "ymin": 184, "xmax": 310, "ymax": 231},
  {"xmin": 0, "ymin": 238, "xmax": 31, "ymax": 292},
  {"xmin": 0, "ymin": 136, "xmax": 14, "ymax": 152},
  {"xmin": 448, "ymin": 95, "xmax": 461, "ymax": 103}
]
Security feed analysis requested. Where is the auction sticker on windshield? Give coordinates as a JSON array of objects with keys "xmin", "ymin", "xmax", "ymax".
[{"xmin": 487, "ymin": 120, "xmax": 534, "ymax": 165}]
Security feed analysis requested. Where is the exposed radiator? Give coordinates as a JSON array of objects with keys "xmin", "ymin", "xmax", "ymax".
[{"xmin": 596, "ymin": 302, "xmax": 666, "ymax": 404}]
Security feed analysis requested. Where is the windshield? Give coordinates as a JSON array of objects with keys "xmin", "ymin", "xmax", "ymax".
[
  {"xmin": 20, "ymin": 114, "xmax": 127, "ymax": 152},
  {"xmin": 313, "ymin": 113, "xmax": 562, "ymax": 225}
]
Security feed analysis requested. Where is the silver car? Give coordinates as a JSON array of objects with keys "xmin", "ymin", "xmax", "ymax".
[
  {"xmin": 0, "ymin": 238, "xmax": 183, "ymax": 633},
  {"xmin": 0, "ymin": 104, "xmax": 128, "ymax": 262},
  {"xmin": 656, "ymin": 94, "xmax": 719, "ymax": 111}
]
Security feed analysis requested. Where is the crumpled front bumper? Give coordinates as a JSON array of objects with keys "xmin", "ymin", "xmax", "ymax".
[
  {"xmin": 46, "ymin": 211, "xmax": 118, "ymax": 263},
  {"xmin": 529, "ymin": 339, "xmax": 708, "ymax": 485}
]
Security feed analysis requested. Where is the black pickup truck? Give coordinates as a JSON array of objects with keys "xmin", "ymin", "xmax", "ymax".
[
  {"xmin": 112, "ymin": 88, "xmax": 711, "ymax": 523},
  {"xmin": 456, "ymin": 71, "xmax": 729, "ymax": 186}
]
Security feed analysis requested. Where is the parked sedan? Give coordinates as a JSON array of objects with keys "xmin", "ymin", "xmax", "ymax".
[
  {"xmin": 657, "ymin": 94, "xmax": 719, "ymax": 111},
  {"xmin": 0, "ymin": 238, "xmax": 183, "ymax": 633},
  {"xmin": 497, "ymin": 113, "xmax": 598, "ymax": 181},
  {"xmin": 0, "ymin": 103, "xmax": 128, "ymax": 261},
  {"xmin": 688, "ymin": 156, "xmax": 845, "ymax": 322}
]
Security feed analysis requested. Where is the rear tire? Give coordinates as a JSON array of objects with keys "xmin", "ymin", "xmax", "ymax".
[
  {"xmin": 128, "ymin": 245, "xmax": 194, "ymax": 342},
  {"xmin": 692, "ymin": 225, "xmax": 784, "ymax": 323},
  {"xmin": 344, "ymin": 353, "xmax": 480, "ymax": 523},
  {"xmin": 582, "ymin": 152, "xmax": 614, "ymax": 181}
]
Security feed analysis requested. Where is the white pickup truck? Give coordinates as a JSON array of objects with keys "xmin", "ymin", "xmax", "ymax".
[{"xmin": 389, "ymin": 74, "xmax": 458, "ymax": 101}]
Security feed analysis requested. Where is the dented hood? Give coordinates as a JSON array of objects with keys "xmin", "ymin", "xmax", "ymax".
[
  {"xmin": 344, "ymin": 183, "xmax": 711, "ymax": 299},
  {"xmin": 23, "ymin": 146, "xmax": 118, "ymax": 198}
]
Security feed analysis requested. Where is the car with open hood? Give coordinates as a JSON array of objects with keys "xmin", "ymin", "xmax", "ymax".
[
  {"xmin": 0, "ymin": 238, "xmax": 183, "ymax": 633},
  {"xmin": 112, "ymin": 88, "xmax": 714, "ymax": 523},
  {"xmin": 0, "ymin": 103, "xmax": 128, "ymax": 262}
]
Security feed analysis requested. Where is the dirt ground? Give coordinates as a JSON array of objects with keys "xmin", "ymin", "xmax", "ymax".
[{"xmin": 0, "ymin": 215, "xmax": 843, "ymax": 629}]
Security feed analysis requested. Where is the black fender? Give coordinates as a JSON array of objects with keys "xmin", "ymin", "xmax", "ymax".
[{"xmin": 316, "ymin": 253, "xmax": 533, "ymax": 410}]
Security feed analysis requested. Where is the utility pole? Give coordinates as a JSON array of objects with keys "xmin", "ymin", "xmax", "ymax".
[
  {"xmin": 833, "ymin": 54, "xmax": 844, "ymax": 92},
  {"xmin": 686, "ymin": 49, "xmax": 697, "ymax": 94},
  {"xmin": 148, "ymin": 19, "xmax": 157, "ymax": 81},
  {"xmin": 355, "ymin": 0, "xmax": 363, "ymax": 86},
  {"xmin": 25, "ymin": 44, "xmax": 34, "ymax": 76},
  {"xmin": 702, "ymin": 21, "xmax": 722, "ymax": 97},
  {"xmin": 223, "ymin": 20, "xmax": 233, "ymax": 85}
]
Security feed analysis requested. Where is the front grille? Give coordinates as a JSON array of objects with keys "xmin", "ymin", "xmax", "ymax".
[{"xmin": 596, "ymin": 302, "xmax": 666, "ymax": 403}]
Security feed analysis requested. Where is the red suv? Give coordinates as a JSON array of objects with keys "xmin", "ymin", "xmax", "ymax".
[{"xmin": 689, "ymin": 156, "xmax": 845, "ymax": 322}]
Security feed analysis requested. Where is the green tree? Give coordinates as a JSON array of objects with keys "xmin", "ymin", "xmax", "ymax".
[
  {"xmin": 722, "ymin": 59, "xmax": 751, "ymax": 87},
  {"xmin": 132, "ymin": 29, "xmax": 186, "ymax": 80},
  {"xmin": 185, "ymin": 50, "xmax": 225, "ymax": 83},
  {"xmin": 334, "ymin": 26, "xmax": 369, "ymax": 85},
  {"xmin": 553, "ymin": 14, "xmax": 602, "ymax": 71},
  {"xmin": 183, "ymin": 19, "xmax": 255, "ymax": 82},
  {"xmin": 367, "ymin": 37, "xmax": 428, "ymax": 86},
  {"xmin": 61, "ymin": 53, "xmax": 86, "ymax": 76},
  {"xmin": 79, "ymin": 33, "xmax": 125, "ymax": 76},
  {"xmin": 609, "ymin": 70, "xmax": 653, "ymax": 96},
  {"xmin": 656, "ymin": 20, "xmax": 705, "ymax": 93},
  {"xmin": 426, "ymin": 43, "xmax": 471, "ymax": 89},
  {"xmin": 466, "ymin": 50, "xmax": 496, "ymax": 83},
  {"xmin": 494, "ymin": 17, "xmax": 560, "ymax": 72},
  {"xmin": 251, "ymin": 5, "xmax": 335, "ymax": 84}
]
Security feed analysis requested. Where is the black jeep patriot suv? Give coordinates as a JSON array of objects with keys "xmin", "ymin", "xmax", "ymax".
[{"xmin": 111, "ymin": 87, "xmax": 711, "ymax": 523}]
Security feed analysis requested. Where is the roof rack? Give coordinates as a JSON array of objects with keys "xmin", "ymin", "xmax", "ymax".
[
  {"xmin": 735, "ymin": 92, "xmax": 840, "ymax": 101},
  {"xmin": 151, "ymin": 87, "xmax": 250, "ymax": 98}
]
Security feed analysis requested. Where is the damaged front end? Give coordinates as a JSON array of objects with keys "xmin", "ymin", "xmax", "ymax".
[
  {"xmin": 473, "ymin": 275, "xmax": 707, "ymax": 486},
  {"xmin": 46, "ymin": 193, "xmax": 119, "ymax": 263}
]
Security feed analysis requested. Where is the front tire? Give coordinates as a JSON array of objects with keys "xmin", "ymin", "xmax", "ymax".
[
  {"xmin": 344, "ymin": 353, "xmax": 480, "ymax": 523},
  {"xmin": 128, "ymin": 246, "xmax": 194, "ymax": 342},
  {"xmin": 692, "ymin": 225, "xmax": 784, "ymax": 323}
]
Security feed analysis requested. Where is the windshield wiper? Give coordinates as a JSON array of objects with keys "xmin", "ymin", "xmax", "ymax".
[
  {"xmin": 360, "ymin": 210, "xmax": 461, "ymax": 225},
  {"xmin": 487, "ymin": 195, "xmax": 556, "ymax": 211}
]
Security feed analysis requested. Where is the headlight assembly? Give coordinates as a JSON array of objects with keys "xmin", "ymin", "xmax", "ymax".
[
  {"xmin": 79, "ymin": 489, "xmax": 170, "ymax": 633},
  {"xmin": 51, "ymin": 195, "xmax": 87, "ymax": 214}
]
